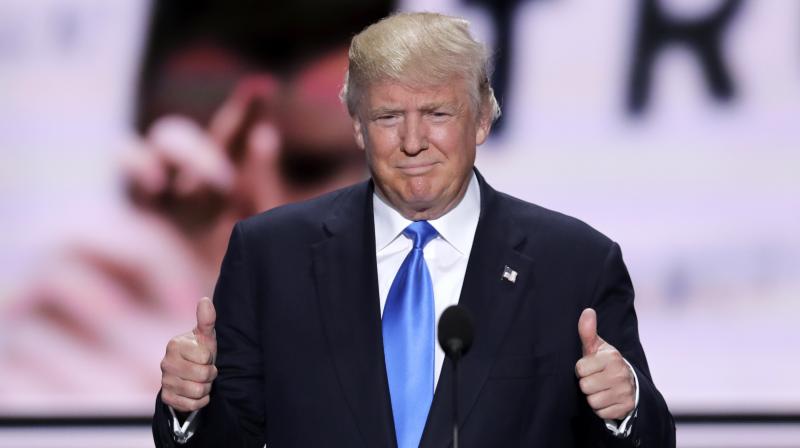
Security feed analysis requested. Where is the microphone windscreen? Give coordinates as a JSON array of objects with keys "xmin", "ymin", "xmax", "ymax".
[{"xmin": 438, "ymin": 305, "xmax": 474, "ymax": 359}]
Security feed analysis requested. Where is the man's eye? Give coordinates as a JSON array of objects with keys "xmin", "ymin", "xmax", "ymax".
[{"xmin": 376, "ymin": 115, "xmax": 398, "ymax": 123}]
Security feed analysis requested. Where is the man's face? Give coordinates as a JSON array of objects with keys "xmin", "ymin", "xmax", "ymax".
[{"xmin": 353, "ymin": 79, "xmax": 491, "ymax": 220}]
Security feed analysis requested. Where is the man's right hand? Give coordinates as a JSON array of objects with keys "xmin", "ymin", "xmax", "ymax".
[{"xmin": 160, "ymin": 297, "xmax": 219, "ymax": 412}]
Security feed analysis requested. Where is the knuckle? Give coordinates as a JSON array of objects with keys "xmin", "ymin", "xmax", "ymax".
[
  {"xmin": 161, "ymin": 374, "xmax": 176, "ymax": 390},
  {"xmin": 575, "ymin": 361, "xmax": 586, "ymax": 378},
  {"xmin": 197, "ymin": 366, "xmax": 210, "ymax": 382},
  {"xmin": 201, "ymin": 350, "xmax": 213, "ymax": 365},
  {"xmin": 191, "ymin": 364, "xmax": 206, "ymax": 381},
  {"xmin": 174, "ymin": 380, "xmax": 190, "ymax": 397},
  {"xmin": 166, "ymin": 338, "xmax": 180, "ymax": 353},
  {"xmin": 178, "ymin": 397, "xmax": 196, "ymax": 412},
  {"xmin": 203, "ymin": 365, "xmax": 217, "ymax": 382},
  {"xmin": 164, "ymin": 391, "xmax": 188, "ymax": 412},
  {"xmin": 161, "ymin": 390, "xmax": 174, "ymax": 405},
  {"xmin": 613, "ymin": 359, "xmax": 626, "ymax": 373},
  {"xmin": 622, "ymin": 382, "xmax": 634, "ymax": 397},
  {"xmin": 180, "ymin": 383, "xmax": 196, "ymax": 399},
  {"xmin": 181, "ymin": 396, "xmax": 208, "ymax": 412},
  {"xmin": 190, "ymin": 382, "xmax": 205, "ymax": 399}
]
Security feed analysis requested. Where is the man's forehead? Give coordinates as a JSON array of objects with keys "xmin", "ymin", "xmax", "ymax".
[{"xmin": 364, "ymin": 79, "xmax": 467, "ymax": 108}]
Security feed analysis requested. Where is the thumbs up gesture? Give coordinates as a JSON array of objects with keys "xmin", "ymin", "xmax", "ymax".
[
  {"xmin": 160, "ymin": 297, "xmax": 219, "ymax": 412},
  {"xmin": 575, "ymin": 308, "xmax": 636, "ymax": 420}
]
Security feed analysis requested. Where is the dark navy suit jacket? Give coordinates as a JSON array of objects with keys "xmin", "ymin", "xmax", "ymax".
[{"xmin": 153, "ymin": 171, "xmax": 675, "ymax": 447}]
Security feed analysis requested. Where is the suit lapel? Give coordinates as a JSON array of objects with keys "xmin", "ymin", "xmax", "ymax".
[
  {"xmin": 311, "ymin": 182, "xmax": 397, "ymax": 448},
  {"xmin": 420, "ymin": 174, "xmax": 535, "ymax": 448}
]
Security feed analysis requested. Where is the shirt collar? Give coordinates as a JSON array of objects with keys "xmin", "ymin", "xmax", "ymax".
[{"xmin": 373, "ymin": 171, "xmax": 481, "ymax": 255}]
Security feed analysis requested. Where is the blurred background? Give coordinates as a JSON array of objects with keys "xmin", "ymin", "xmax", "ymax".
[{"xmin": 0, "ymin": 0, "xmax": 798, "ymax": 446}]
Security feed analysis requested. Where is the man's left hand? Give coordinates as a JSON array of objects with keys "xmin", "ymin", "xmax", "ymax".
[{"xmin": 575, "ymin": 308, "xmax": 636, "ymax": 420}]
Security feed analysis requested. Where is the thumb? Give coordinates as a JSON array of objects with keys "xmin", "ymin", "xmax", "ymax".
[
  {"xmin": 578, "ymin": 308, "xmax": 601, "ymax": 356},
  {"xmin": 194, "ymin": 297, "xmax": 217, "ymax": 349}
]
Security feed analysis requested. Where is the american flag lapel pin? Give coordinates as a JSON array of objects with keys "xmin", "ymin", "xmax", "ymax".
[{"xmin": 502, "ymin": 265, "xmax": 518, "ymax": 283}]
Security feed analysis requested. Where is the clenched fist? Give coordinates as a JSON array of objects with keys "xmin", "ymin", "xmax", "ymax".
[
  {"xmin": 160, "ymin": 297, "xmax": 219, "ymax": 412},
  {"xmin": 575, "ymin": 308, "xmax": 636, "ymax": 420}
]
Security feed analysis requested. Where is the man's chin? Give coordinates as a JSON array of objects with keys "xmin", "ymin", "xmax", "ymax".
[{"xmin": 397, "ymin": 193, "xmax": 462, "ymax": 220}]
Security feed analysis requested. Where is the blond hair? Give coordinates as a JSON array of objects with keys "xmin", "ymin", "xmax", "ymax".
[{"xmin": 341, "ymin": 12, "xmax": 501, "ymax": 122}]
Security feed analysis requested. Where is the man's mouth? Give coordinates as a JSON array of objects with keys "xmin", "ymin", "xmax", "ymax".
[{"xmin": 396, "ymin": 162, "xmax": 438, "ymax": 175}]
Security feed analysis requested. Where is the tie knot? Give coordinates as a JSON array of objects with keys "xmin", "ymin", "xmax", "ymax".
[{"xmin": 403, "ymin": 221, "xmax": 438, "ymax": 249}]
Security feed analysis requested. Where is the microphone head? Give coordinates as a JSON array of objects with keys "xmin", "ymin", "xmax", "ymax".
[{"xmin": 438, "ymin": 305, "xmax": 474, "ymax": 361}]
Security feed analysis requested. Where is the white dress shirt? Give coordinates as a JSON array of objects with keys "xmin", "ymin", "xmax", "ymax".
[
  {"xmin": 171, "ymin": 171, "xmax": 637, "ymax": 442},
  {"xmin": 373, "ymin": 172, "xmax": 481, "ymax": 387}
]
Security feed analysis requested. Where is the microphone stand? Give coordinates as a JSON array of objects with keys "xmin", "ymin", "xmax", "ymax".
[
  {"xmin": 438, "ymin": 305, "xmax": 473, "ymax": 448},
  {"xmin": 449, "ymin": 343, "xmax": 463, "ymax": 448},
  {"xmin": 452, "ymin": 357, "xmax": 460, "ymax": 448}
]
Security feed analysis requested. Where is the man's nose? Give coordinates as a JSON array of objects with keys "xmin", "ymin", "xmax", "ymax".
[{"xmin": 400, "ymin": 115, "xmax": 429, "ymax": 155}]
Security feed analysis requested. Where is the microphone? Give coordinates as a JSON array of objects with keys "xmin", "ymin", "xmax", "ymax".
[
  {"xmin": 437, "ymin": 305, "xmax": 474, "ymax": 448},
  {"xmin": 438, "ymin": 305, "xmax": 474, "ymax": 360}
]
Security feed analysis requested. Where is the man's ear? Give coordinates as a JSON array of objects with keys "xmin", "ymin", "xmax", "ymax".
[
  {"xmin": 475, "ymin": 109, "xmax": 492, "ymax": 146},
  {"xmin": 352, "ymin": 117, "xmax": 366, "ymax": 150}
]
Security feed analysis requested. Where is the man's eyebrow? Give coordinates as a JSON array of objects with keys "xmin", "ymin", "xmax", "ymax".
[
  {"xmin": 368, "ymin": 107, "xmax": 404, "ymax": 117},
  {"xmin": 420, "ymin": 101, "xmax": 461, "ymax": 112},
  {"xmin": 368, "ymin": 102, "xmax": 460, "ymax": 116}
]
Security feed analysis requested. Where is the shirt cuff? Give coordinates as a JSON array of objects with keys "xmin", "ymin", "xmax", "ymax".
[
  {"xmin": 168, "ymin": 406, "xmax": 200, "ymax": 444},
  {"xmin": 603, "ymin": 358, "xmax": 640, "ymax": 438}
]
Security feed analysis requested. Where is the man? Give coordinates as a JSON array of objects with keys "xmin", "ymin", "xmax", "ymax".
[{"xmin": 154, "ymin": 12, "xmax": 675, "ymax": 447}]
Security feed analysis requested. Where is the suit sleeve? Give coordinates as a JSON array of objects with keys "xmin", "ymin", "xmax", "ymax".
[
  {"xmin": 587, "ymin": 242, "xmax": 676, "ymax": 448},
  {"xmin": 152, "ymin": 222, "xmax": 267, "ymax": 447},
  {"xmin": 152, "ymin": 391, "xmax": 178, "ymax": 447}
]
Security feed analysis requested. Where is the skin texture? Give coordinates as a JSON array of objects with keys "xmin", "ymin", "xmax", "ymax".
[
  {"xmin": 575, "ymin": 308, "xmax": 637, "ymax": 420},
  {"xmin": 352, "ymin": 79, "xmax": 492, "ymax": 221},
  {"xmin": 161, "ymin": 297, "xmax": 218, "ymax": 412}
]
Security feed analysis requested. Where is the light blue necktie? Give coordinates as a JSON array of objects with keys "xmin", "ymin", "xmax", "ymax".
[{"xmin": 383, "ymin": 220, "xmax": 438, "ymax": 448}]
